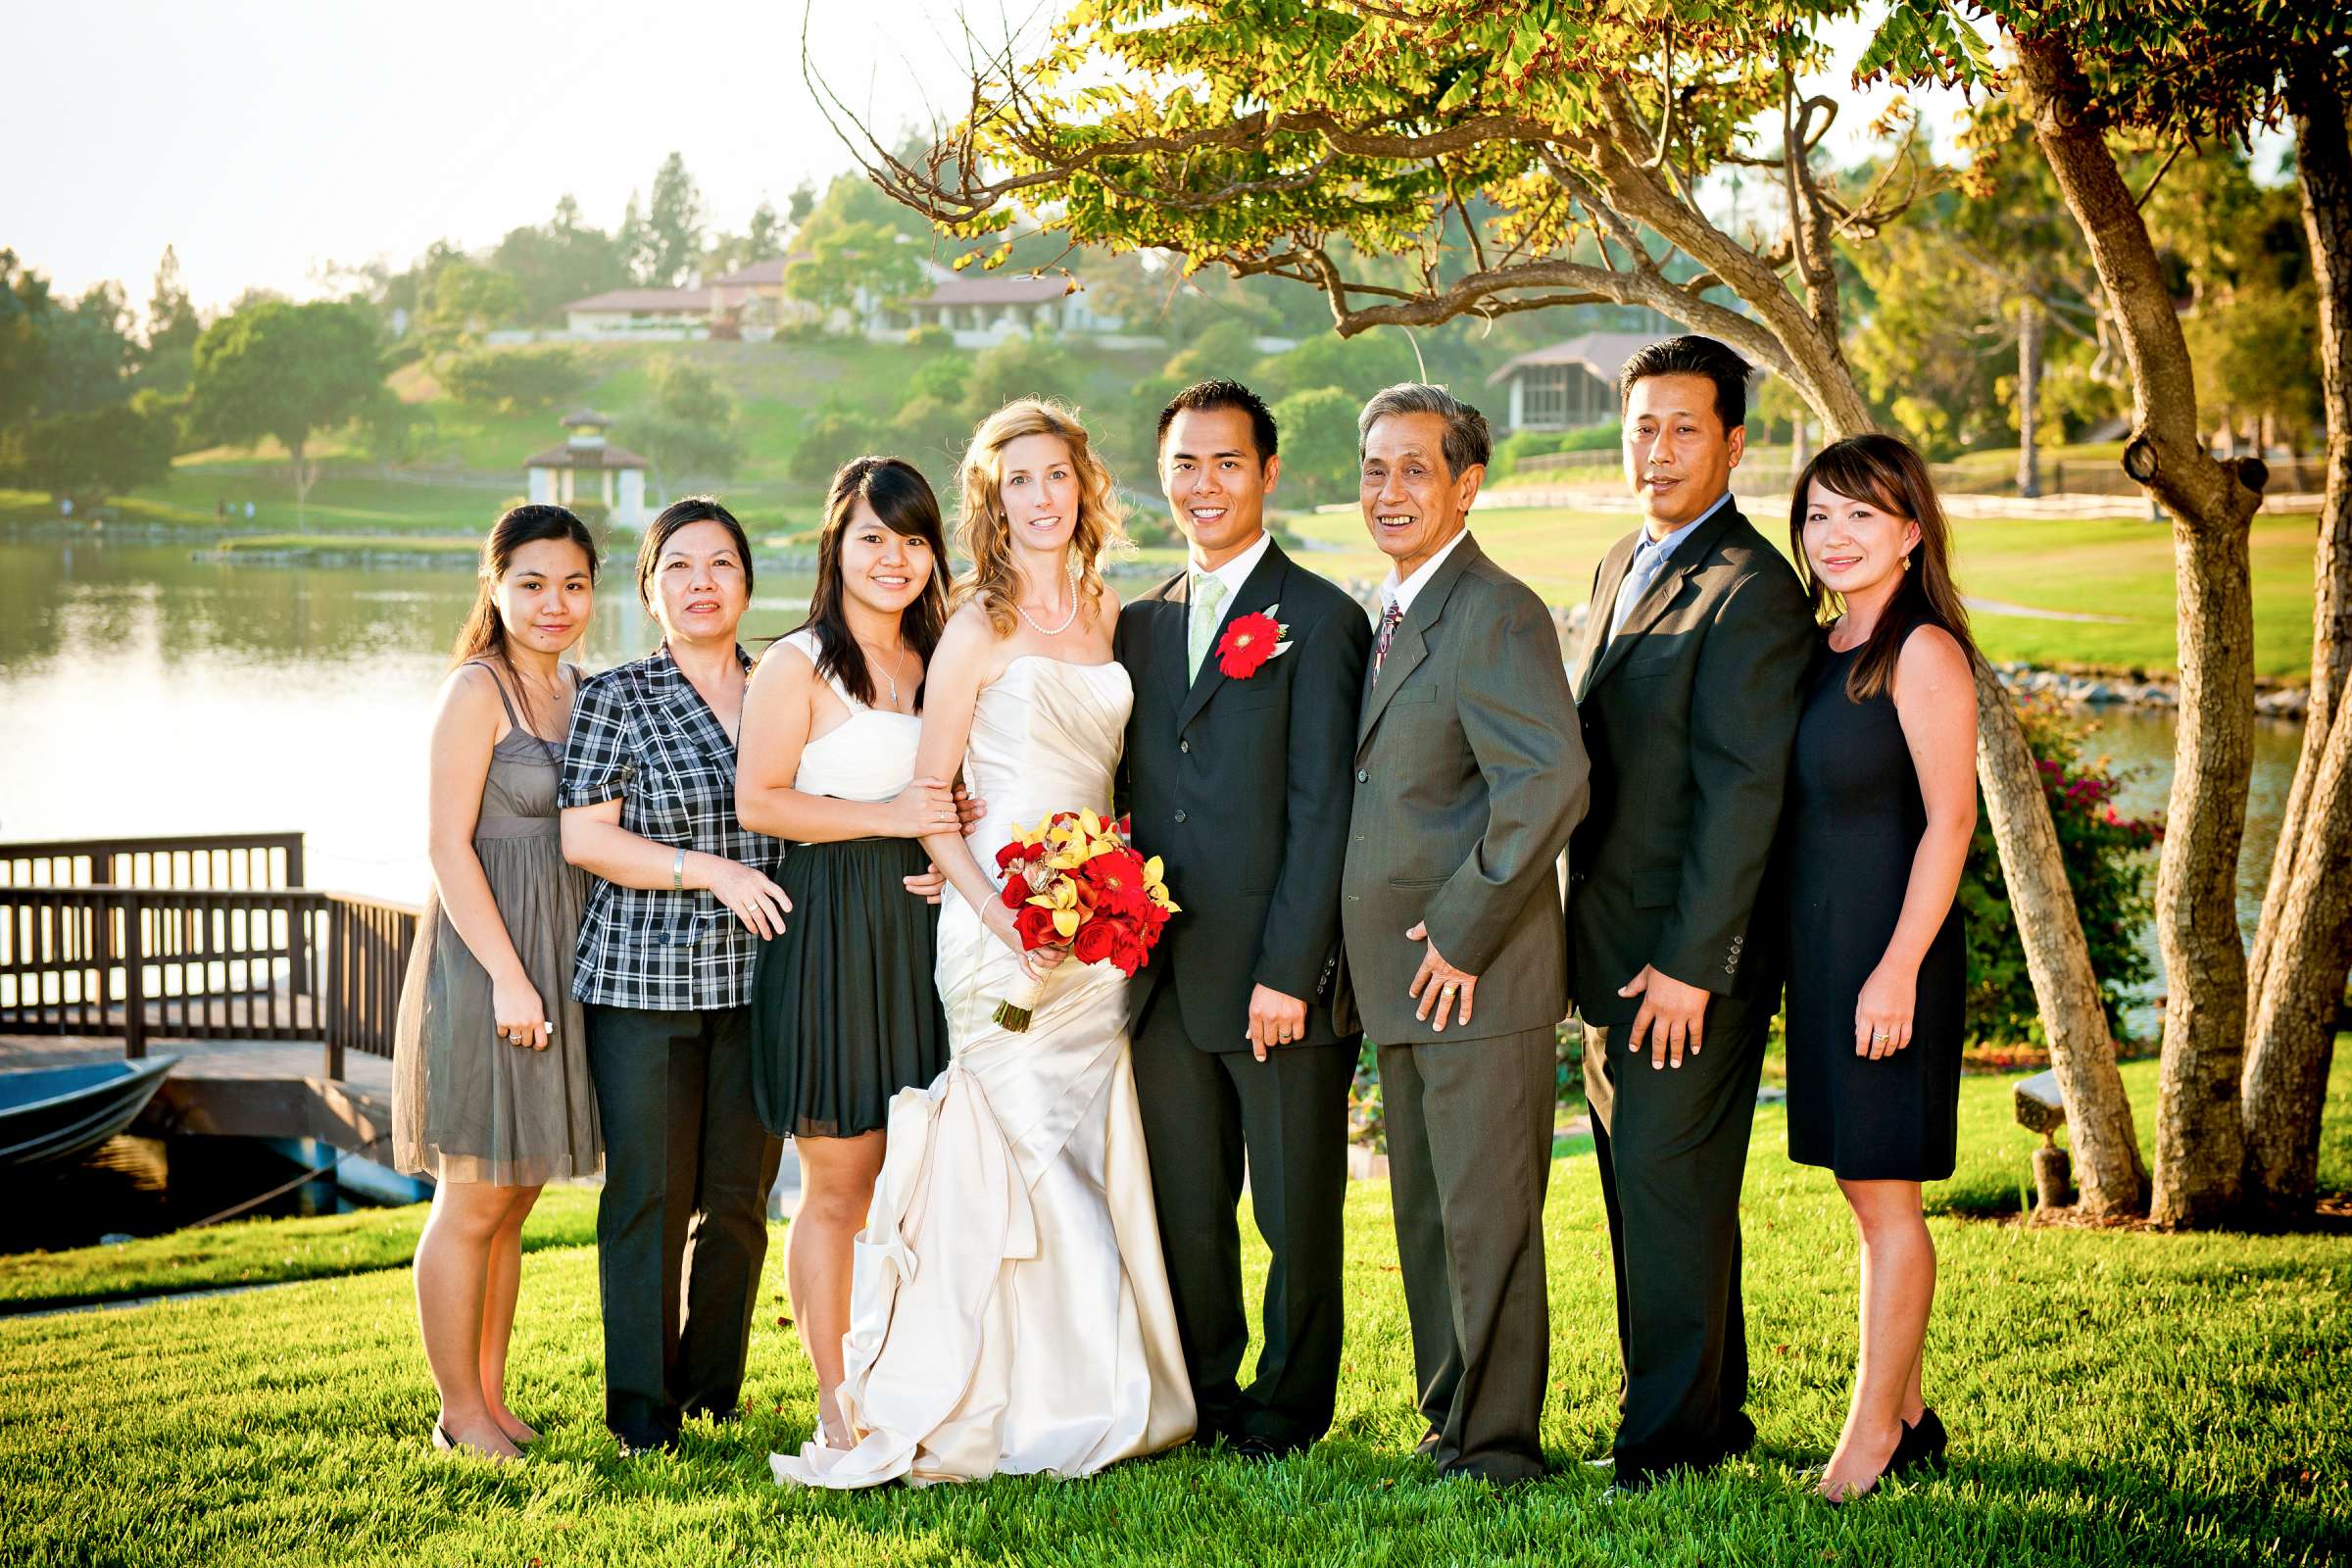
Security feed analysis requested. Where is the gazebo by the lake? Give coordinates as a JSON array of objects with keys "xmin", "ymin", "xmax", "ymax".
[{"xmin": 524, "ymin": 410, "xmax": 647, "ymax": 528}]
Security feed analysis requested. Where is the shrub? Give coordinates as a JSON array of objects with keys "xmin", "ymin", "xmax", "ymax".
[
  {"xmin": 1489, "ymin": 420, "xmax": 1618, "ymax": 479},
  {"xmin": 437, "ymin": 344, "xmax": 591, "ymax": 414},
  {"xmin": 905, "ymin": 323, "xmax": 954, "ymax": 351},
  {"xmin": 1959, "ymin": 698, "xmax": 2160, "ymax": 1043},
  {"xmin": 790, "ymin": 406, "xmax": 869, "ymax": 487},
  {"xmin": 1267, "ymin": 384, "xmax": 1360, "ymax": 504}
]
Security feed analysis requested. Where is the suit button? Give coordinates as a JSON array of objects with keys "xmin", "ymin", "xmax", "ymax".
[
  {"xmin": 1355, "ymin": 769, "xmax": 1368, "ymax": 782},
  {"xmin": 1179, "ymin": 739, "xmax": 1190, "ymax": 754},
  {"xmin": 1174, "ymin": 809, "xmax": 1187, "ymax": 823}
]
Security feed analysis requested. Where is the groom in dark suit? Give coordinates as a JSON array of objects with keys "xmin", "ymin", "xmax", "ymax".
[
  {"xmin": 1341, "ymin": 382, "xmax": 1588, "ymax": 1484},
  {"xmin": 1115, "ymin": 379, "xmax": 1372, "ymax": 1456},
  {"xmin": 1567, "ymin": 335, "xmax": 1814, "ymax": 1492}
]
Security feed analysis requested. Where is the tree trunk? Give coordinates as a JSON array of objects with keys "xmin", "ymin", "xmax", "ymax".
[
  {"xmin": 1588, "ymin": 90, "xmax": 2146, "ymax": 1212},
  {"xmin": 1975, "ymin": 664, "xmax": 2151, "ymax": 1212},
  {"xmin": 2016, "ymin": 35, "xmax": 2265, "ymax": 1228},
  {"xmin": 2242, "ymin": 70, "xmax": 2352, "ymax": 1214},
  {"xmin": 289, "ymin": 436, "xmax": 311, "ymax": 532},
  {"xmin": 2018, "ymin": 298, "xmax": 2043, "ymax": 500}
]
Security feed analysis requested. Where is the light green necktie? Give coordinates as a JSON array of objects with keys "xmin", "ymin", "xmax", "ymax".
[{"xmin": 1188, "ymin": 572, "xmax": 1230, "ymax": 680}]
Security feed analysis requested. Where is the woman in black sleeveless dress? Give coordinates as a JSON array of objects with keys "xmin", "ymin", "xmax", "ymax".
[{"xmin": 1781, "ymin": 434, "xmax": 1981, "ymax": 1502}]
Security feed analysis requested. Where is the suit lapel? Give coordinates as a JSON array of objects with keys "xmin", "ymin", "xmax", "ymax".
[
  {"xmin": 1177, "ymin": 539, "xmax": 1290, "ymax": 731},
  {"xmin": 1355, "ymin": 532, "xmax": 1481, "ymax": 756},
  {"xmin": 1577, "ymin": 502, "xmax": 1745, "ymax": 700},
  {"xmin": 1146, "ymin": 569, "xmax": 1190, "ymax": 711},
  {"xmin": 1573, "ymin": 534, "xmax": 1641, "ymax": 703}
]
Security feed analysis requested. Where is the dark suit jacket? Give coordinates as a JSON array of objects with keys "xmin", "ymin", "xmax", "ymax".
[
  {"xmin": 1115, "ymin": 538, "xmax": 1372, "ymax": 1051},
  {"xmin": 1340, "ymin": 533, "xmax": 1589, "ymax": 1046},
  {"xmin": 1565, "ymin": 500, "xmax": 1815, "ymax": 1029}
]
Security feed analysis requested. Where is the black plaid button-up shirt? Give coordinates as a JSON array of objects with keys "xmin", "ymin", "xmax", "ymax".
[{"xmin": 561, "ymin": 644, "xmax": 782, "ymax": 1010}]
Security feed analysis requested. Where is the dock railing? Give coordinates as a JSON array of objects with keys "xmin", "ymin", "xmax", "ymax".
[{"xmin": 0, "ymin": 834, "xmax": 417, "ymax": 1073}]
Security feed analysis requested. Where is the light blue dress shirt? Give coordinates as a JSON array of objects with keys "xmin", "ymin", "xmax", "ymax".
[{"xmin": 1607, "ymin": 491, "xmax": 1733, "ymax": 640}]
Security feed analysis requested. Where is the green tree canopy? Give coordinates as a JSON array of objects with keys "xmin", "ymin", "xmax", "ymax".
[
  {"xmin": 4, "ymin": 399, "xmax": 174, "ymax": 507},
  {"xmin": 190, "ymin": 299, "xmax": 384, "ymax": 526}
]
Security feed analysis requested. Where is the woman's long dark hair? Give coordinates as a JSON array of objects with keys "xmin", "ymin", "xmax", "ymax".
[
  {"xmin": 451, "ymin": 503, "xmax": 599, "ymax": 680},
  {"xmin": 799, "ymin": 457, "xmax": 951, "ymax": 709},
  {"xmin": 1788, "ymin": 433, "xmax": 1981, "ymax": 702}
]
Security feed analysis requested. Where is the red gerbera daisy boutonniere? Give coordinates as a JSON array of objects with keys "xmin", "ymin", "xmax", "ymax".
[{"xmin": 1214, "ymin": 604, "xmax": 1293, "ymax": 680}]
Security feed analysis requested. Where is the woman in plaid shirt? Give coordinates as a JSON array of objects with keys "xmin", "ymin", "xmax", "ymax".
[{"xmin": 559, "ymin": 496, "xmax": 793, "ymax": 1456}]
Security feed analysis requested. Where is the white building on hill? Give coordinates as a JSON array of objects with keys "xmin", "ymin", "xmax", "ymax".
[{"xmin": 1485, "ymin": 329, "xmax": 1771, "ymax": 435}]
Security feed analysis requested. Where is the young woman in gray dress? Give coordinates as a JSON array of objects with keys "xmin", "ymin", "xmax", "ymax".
[
  {"xmin": 1781, "ymin": 434, "xmax": 1980, "ymax": 1501},
  {"xmin": 394, "ymin": 503, "xmax": 604, "ymax": 1461}
]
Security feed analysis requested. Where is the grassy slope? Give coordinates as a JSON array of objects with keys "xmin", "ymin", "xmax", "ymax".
[{"xmin": 3, "ymin": 1055, "xmax": 2347, "ymax": 1565}]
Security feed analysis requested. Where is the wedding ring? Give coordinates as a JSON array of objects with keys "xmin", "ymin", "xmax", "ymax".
[{"xmin": 1872, "ymin": 1029, "xmax": 1888, "ymax": 1040}]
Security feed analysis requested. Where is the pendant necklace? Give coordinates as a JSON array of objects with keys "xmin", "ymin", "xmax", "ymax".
[
  {"xmin": 1016, "ymin": 562, "xmax": 1083, "ymax": 637},
  {"xmin": 859, "ymin": 638, "xmax": 911, "ymax": 709}
]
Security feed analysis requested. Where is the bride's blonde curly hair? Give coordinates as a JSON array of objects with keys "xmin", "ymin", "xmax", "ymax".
[{"xmin": 954, "ymin": 398, "xmax": 1127, "ymax": 637}]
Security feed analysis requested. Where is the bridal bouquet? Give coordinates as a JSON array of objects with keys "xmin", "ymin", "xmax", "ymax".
[{"xmin": 991, "ymin": 808, "xmax": 1179, "ymax": 1031}]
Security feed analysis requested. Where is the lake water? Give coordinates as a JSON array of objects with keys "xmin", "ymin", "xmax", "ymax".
[{"xmin": 0, "ymin": 535, "xmax": 2308, "ymax": 1028}]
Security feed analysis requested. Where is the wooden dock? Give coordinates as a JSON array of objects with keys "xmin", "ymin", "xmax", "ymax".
[{"xmin": 0, "ymin": 1033, "xmax": 393, "ymax": 1157}]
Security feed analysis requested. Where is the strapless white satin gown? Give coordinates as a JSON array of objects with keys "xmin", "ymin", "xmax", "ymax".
[{"xmin": 771, "ymin": 656, "xmax": 1196, "ymax": 1489}]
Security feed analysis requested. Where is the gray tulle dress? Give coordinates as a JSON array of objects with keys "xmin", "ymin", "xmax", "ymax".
[{"xmin": 393, "ymin": 662, "xmax": 603, "ymax": 1186}]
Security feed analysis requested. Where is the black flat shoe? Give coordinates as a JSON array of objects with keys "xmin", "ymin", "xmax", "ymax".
[{"xmin": 1888, "ymin": 1408, "xmax": 1948, "ymax": 1476}]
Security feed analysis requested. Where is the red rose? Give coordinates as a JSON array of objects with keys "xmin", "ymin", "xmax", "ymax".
[
  {"xmin": 1214, "ymin": 612, "xmax": 1285, "ymax": 680},
  {"xmin": 1012, "ymin": 904, "xmax": 1061, "ymax": 950},
  {"xmin": 1071, "ymin": 919, "xmax": 1119, "ymax": 965},
  {"xmin": 994, "ymin": 842, "xmax": 1023, "ymax": 873}
]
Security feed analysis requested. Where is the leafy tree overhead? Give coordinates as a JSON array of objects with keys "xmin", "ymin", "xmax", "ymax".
[{"xmin": 189, "ymin": 299, "xmax": 384, "ymax": 528}]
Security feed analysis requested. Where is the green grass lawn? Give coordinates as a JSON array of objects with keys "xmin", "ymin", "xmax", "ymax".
[
  {"xmin": 4, "ymin": 1055, "xmax": 2346, "ymax": 1565},
  {"xmin": 1293, "ymin": 504, "xmax": 2322, "ymax": 679}
]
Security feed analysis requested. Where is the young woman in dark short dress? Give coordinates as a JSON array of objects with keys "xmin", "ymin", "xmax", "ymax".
[
  {"xmin": 1779, "ymin": 434, "xmax": 1980, "ymax": 1501},
  {"xmin": 735, "ymin": 457, "xmax": 958, "ymax": 1451}
]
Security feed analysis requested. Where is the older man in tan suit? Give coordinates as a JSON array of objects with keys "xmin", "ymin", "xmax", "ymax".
[{"xmin": 1339, "ymin": 382, "xmax": 1589, "ymax": 1485}]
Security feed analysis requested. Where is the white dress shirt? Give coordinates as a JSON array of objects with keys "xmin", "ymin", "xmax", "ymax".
[{"xmin": 1379, "ymin": 527, "xmax": 1471, "ymax": 622}]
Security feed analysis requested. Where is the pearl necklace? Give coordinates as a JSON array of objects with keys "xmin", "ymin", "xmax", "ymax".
[{"xmin": 1016, "ymin": 563, "xmax": 1084, "ymax": 637}]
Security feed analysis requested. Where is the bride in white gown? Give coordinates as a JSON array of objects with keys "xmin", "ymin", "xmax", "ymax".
[{"xmin": 772, "ymin": 400, "xmax": 1194, "ymax": 1489}]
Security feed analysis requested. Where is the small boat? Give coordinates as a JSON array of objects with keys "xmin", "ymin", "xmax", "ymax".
[{"xmin": 0, "ymin": 1056, "xmax": 180, "ymax": 1169}]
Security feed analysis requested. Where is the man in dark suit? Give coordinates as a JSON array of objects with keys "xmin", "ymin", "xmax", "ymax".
[
  {"xmin": 1115, "ymin": 379, "xmax": 1373, "ymax": 1457},
  {"xmin": 1566, "ymin": 335, "xmax": 1815, "ymax": 1492},
  {"xmin": 1341, "ymin": 382, "xmax": 1589, "ymax": 1484}
]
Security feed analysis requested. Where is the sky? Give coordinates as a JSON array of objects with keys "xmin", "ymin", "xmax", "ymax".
[
  {"xmin": 6, "ymin": 2, "xmax": 2067, "ymax": 321},
  {"xmin": 6, "ymin": 0, "xmax": 1001, "ymax": 312}
]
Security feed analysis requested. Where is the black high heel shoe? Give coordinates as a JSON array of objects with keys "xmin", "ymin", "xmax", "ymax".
[{"xmin": 1888, "ymin": 1408, "xmax": 1948, "ymax": 1476}]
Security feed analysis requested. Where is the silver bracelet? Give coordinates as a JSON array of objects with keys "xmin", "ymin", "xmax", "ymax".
[{"xmin": 671, "ymin": 847, "xmax": 685, "ymax": 892}]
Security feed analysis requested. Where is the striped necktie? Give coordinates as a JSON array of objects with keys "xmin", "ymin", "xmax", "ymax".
[{"xmin": 1373, "ymin": 600, "xmax": 1405, "ymax": 676}]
